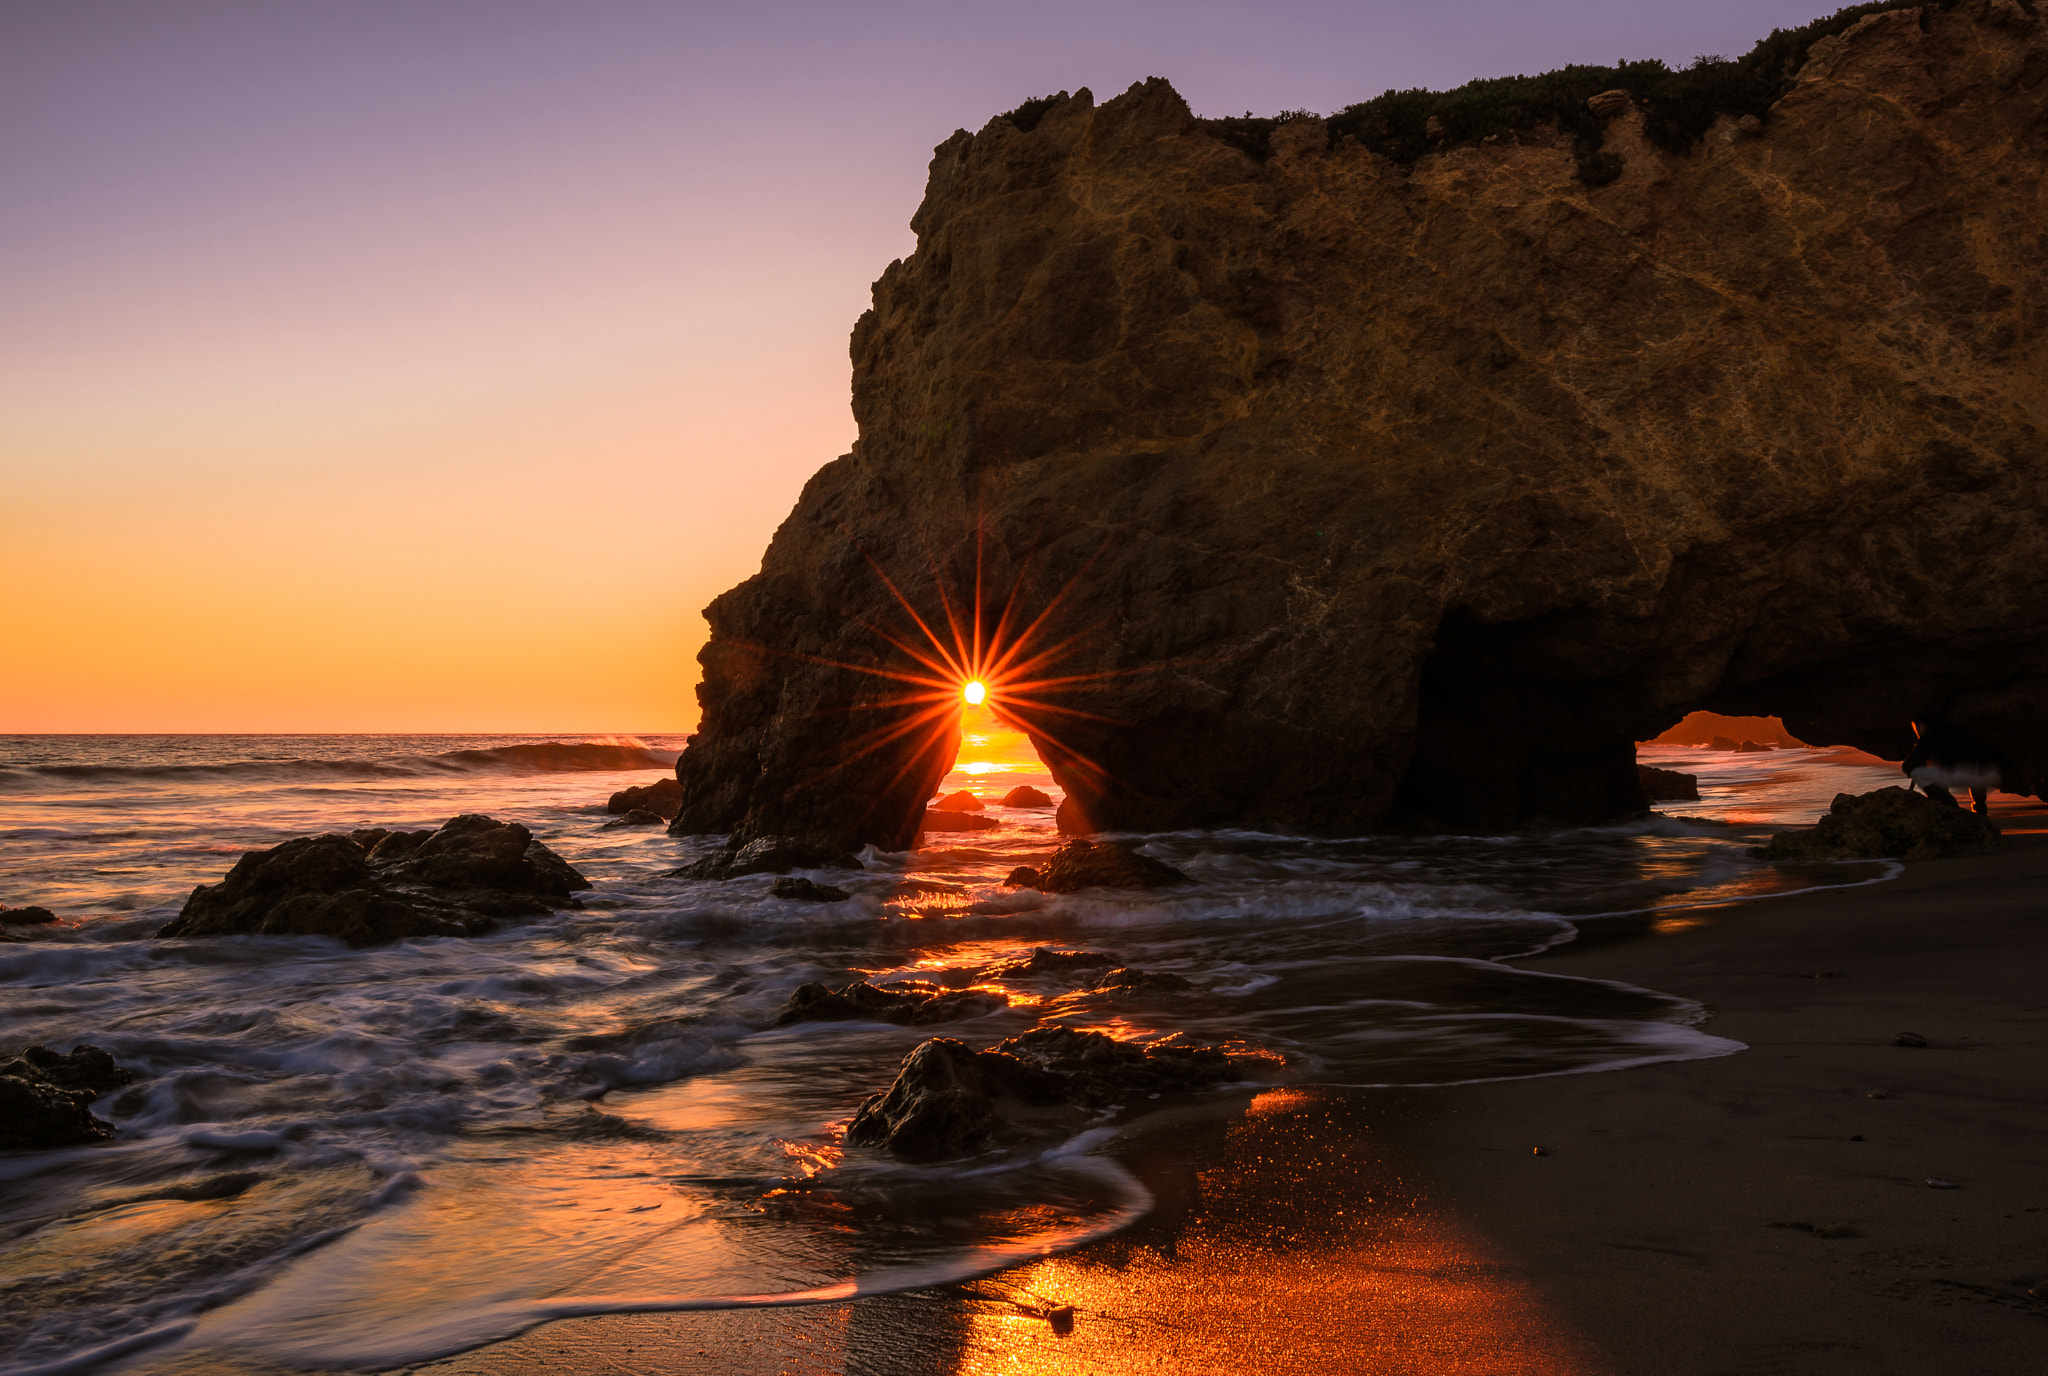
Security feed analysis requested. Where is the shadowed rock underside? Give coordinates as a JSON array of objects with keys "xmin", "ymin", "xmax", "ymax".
[{"xmin": 675, "ymin": 4, "xmax": 2048, "ymax": 850}]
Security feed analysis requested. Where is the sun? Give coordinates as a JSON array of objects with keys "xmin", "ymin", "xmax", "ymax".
[{"xmin": 962, "ymin": 679, "xmax": 988, "ymax": 706}]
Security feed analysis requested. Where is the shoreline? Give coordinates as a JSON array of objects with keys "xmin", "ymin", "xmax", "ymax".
[{"xmin": 120, "ymin": 805, "xmax": 2048, "ymax": 1376}]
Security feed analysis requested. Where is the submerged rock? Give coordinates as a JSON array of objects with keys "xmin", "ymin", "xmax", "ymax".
[
  {"xmin": 922, "ymin": 808, "xmax": 999, "ymax": 833},
  {"xmin": 607, "ymin": 776, "xmax": 683, "ymax": 821},
  {"xmin": 978, "ymin": 946, "xmax": 1119, "ymax": 981},
  {"xmin": 1637, "ymin": 765, "xmax": 1701, "ymax": 802},
  {"xmin": 603, "ymin": 808, "xmax": 669, "ymax": 828},
  {"xmin": 1000, "ymin": 785, "xmax": 1055, "ymax": 808},
  {"xmin": 935, "ymin": 789, "xmax": 984, "ymax": 811},
  {"xmin": 670, "ymin": 835, "xmax": 866, "ymax": 880},
  {"xmin": 1754, "ymin": 787, "xmax": 2000, "ymax": 862},
  {"xmin": 844, "ymin": 1026, "xmax": 1248, "ymax": 1159},
  {"xmin": 770, "ymin": 876, "xmax": 850, "ymax": 902},
  {"xmin": 774, "ymin": 979, "xmax": 1007, "ymax": 1027},
  {"xmin": 156, "ymin": 814, "xmax": 590, "ymax": 946},
  {"xmin": 1007, "ymin": 840, "xmax": 1191, "ymax": 893},
  {"xmin": 1093, "ymin": 967, "xmax": 1195, "ymax": 995},
  {"xmin": 0, "ymin": 1045, "xmax": 137, "ymax": 1152},
  {"xmin": 0, "ymin": 904, "xmax": 58, "ymax": 924}
]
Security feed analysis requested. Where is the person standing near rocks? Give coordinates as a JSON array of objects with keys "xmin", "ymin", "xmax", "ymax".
[{"xmin": 1902, "ymin": 721, "xmax": 2002, "ymax": 815}]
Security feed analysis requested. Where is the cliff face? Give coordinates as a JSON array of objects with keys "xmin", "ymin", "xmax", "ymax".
[{"xmin": 675, "ymin": 3, "xmax": 2048, "ymax": 848}]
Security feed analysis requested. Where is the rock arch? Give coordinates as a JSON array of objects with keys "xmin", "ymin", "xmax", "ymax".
[{"xmin": 674, "ymin": 8, "xmax": 2048, "ymax": 849}]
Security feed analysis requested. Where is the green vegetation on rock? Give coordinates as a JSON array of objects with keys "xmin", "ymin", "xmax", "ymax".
[{"xmin": 1179, "ymin": 1, "xmax": 1965, "ymax": 181}]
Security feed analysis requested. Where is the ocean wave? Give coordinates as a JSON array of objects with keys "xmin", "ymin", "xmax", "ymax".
[{"xmin": 0, "ymin": 742, "xmax": 679, "ymax": 789}]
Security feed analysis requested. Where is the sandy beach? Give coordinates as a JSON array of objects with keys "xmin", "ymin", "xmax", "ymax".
[{"xmin": 341, "ymin": 806, "xmax": 2047, "ymax": 1376}]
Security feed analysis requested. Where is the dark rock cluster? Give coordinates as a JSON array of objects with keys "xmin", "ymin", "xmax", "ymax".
[
  {"xmin": 1005, "ymin": 840, "xmax": 1191, "ymax": 893},
  {"xmin": 1000, "ymin": 786, "xmax": 1055, "ymax": 807},
  {"xmin": 1755, "ymin": 787, "xmax": 2001, "ymax": 862},
  {"xmin": 1, "ymin": 904, "xmax": 57, "ymax": 924},
  {"xmin": 1, "ymin": 1045, "xmax": 136, "ymax": 1152},
  {"xmin": 844, "ymin": 1027, "xmax": 1247, "ymax": 1159},
  {"xmin": 155, "ymin": 814, "xmax": 589, "ymax": 946}
]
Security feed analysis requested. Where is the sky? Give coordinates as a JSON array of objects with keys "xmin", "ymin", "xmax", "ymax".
[{"xmin": 2, "ymin": 0, "xmax": 1852, "ymax": 732}]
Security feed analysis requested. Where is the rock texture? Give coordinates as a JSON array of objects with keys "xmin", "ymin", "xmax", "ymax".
[
  {"xmin": 0, "ymin": 904, "xmax": 58, "ymax": 925},
  {"xmin": 1006, "ymin": 839, "xmax": 1192, "ymax": 893},
  {"xmin": 669, "ymin": 835, "xmax": 865, "ymax": 880},
  {"xmin": 156, "ymin": 815, "xmax": 589, "ymax": 946},
  {"xmin": 607, "ymin": 777, "xmax": 682, "ymax": 821},
  {"xmin": 1755, "ymin": 785, "xmax": 2001, "ymax": 860},
  {"xmin": 0, "ymin": 1045, "xmax": 136, "ymax": 1152},
  {"xmin": 774, "ymin": 979, "xmax": 1007, "ymax": 1026},
  {"xmin": 844, "ymin": 1027, "xmax": 1247, "ymax": 1159},
  {"xmin": 1638, "ymin": 764, "xmax": 1702, "ymax": 801},
  {"xmin": 673, "ymin": 5, "xmax": 2048, "ymax": 848}
]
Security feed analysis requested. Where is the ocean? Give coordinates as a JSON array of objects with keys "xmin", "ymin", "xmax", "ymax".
[{"xmin": 0, "ymin": 729, "xmax": 1905, "ymax": 1373}]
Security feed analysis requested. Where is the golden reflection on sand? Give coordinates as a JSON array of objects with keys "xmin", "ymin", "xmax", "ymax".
[{"xmin": 939, "ymin": 1088, "xmax": 1607, "ymax": 1376}]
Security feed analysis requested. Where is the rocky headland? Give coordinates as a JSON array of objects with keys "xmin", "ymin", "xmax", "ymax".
[{"xmin": 671, "ymin": 1, "xmax": 2048, "ymax": 850}]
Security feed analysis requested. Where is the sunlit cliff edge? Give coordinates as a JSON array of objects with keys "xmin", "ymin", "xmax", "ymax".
[{"xmin": 674, "ymin": 2, "xmax": 2048, "ymax": 850}]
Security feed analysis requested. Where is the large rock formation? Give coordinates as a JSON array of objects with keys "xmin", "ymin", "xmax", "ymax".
[{"xmin": 675, "ymin": 3, "xmax": 2048, "ymax": 849}]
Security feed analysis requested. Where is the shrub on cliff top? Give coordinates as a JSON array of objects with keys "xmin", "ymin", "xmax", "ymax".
[{"xmin": 1200, "ymin": 1, "xmax": 1963, "ymax": 175}]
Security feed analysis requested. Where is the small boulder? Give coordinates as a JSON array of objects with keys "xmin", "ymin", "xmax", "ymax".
[
  {"xmin": 935, "ymin": 789, "xmax": 984, "ymax": 811},
  {"xmin": 1587, "ymin": 88, "xmax": 1632, "ymax": 118},
  {"xmin": 1, "ymin": 904, "xmax": 58, "ymax": 925},
  {"xmin": 1736, "ymin": 739, "xmax": 1772, "ymax": 753},
  {"xmin": 0, "ymin": 1044, "xmax": 137, "ymax": 1152},
  {"xmin": 1001, "ymin": 786, "xmax": 1055, "ymax": 808},
  {"xmin": 774, "ymin": 979, "xmax": 1006, "ymax": 1027},
  {"xmin": 607, "ymin": 777, "xmax": 683, "ymax": 821},
  {"xmin": 979, "ymin": 947, "xmax": 1118, "ymax": 981},
  {"xmin": 770, "ymin": 876, "xmax": 849, "ymax": 902},
  {"xmin": 842, "ymin": 1038, "xmax": 1067, "ymax": 1160},
  {"xmin": 1094, "ymin": 967, "xmax": 1195, "ymax": 995},
  {"xmin": 922, "ymin": 809, "xmax": 999, "ymax": 832},
  {"xmin": 1009, "ymin": 840, "xmax": 1191, "ymax": 893},
  {"xmin": 844, "ymin": 1027, "xmax": 1250, "ymax": 1160},
  {"xmin": 670, "ymin": 835, "xmax": 866, "ymax": 880},
  {"xmin": 602, "ymin": 808, "xmax": 668, "ymax": 828},
  {"xmin": 1637, "ymin": 765, "xmax": 1700, "ymax": 802},
  {"xmin": 1003, "ymin": 866, "xmax": 1041, "ymax": 888},
  {"xmin": 1754, "ymin": 787, "xmax": 2000, "ymax": 863},
  {"xmin": 1711, "ymin": 735, "xmax": 1740, "ymax": 751}
]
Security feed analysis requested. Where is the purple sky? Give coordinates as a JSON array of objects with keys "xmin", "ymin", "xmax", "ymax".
[{"xmin": 1, "ymin": 1, "xmax": 1850, "ymax": 730}]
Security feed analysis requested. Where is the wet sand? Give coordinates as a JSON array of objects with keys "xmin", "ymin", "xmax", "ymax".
[{"xmin": 162, "ymin": 806, "xmax": 2048, "ymax": 1376}]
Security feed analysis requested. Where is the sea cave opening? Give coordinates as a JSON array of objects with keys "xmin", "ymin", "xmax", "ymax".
[{"xmin": 919, "ymin": 691, "xmax": 1074, "ymax": 842}]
